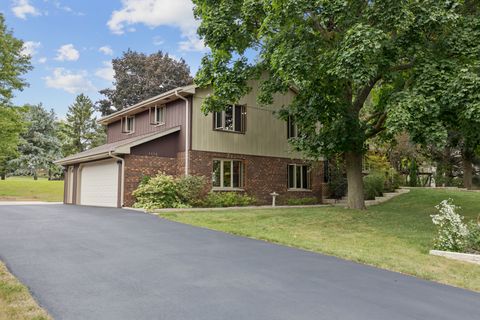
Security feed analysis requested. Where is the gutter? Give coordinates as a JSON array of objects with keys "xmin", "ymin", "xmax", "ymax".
[
  {"xmin": 108, "ymin": 151, "xmax": 125, "ymax": 206},
  {"xmin": 175, "ymin": 91, "xmax": 190, "ymax": 176}
]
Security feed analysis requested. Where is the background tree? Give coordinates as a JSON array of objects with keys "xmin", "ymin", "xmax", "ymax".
[
  {"xmin": 0, "ymin": 105, "xmax": 25, "ymax": 179},
  {"xmin": 10, "ymin": 104, "xmax": 61, "ymax": 180},
  {"xmin": 0, "ymin": 13, "xmax": 32, "ymax": 103},
  {"xmin": 97, "ymin": 50, "xmax": 193, "ymax": 115},
  {"xmin": 61, "ymin": 94, "xmax": 105, "ymax": 156},
  {"xmin": 193, "ymin": 0, "xmax": 479, "ymax": 209}
]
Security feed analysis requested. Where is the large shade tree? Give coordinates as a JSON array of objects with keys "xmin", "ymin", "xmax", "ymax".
[
  {"xmin": 193, "ymin": 0, "xmax": 480, "ymax": 209},
  {"xmin": 97, "ymin": 50, "xmax": 193, "ymax": 115}
]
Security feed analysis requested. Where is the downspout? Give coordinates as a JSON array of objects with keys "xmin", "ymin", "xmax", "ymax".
[
  {"xmin": 175, "ymin": 90, "xmax": 189, "ymax": 176},
  {"xmin": 109, "ymin": 151, "xmax": 125, "ymax": 207}
]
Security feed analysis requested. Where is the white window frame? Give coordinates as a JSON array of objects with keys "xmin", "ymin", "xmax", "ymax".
[
  {"xmin": 288, "ymin": 164, "xmax": 311, "ymax": 191},
  {"xmin": 153, "ymin": 105, "xmax": 166, "ymax": 125},
  {"xmin": 212, "ymin": 159, "xmax": 244, "ymax": 190},
  {"xmin": 214, "ymin": 105, "xmax": 245, "ymax": 133},
  {"xmin": 123, "ymin": 116, "xmax": 135, "ymax": 134}
]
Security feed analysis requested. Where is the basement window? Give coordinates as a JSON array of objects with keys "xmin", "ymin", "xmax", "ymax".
[
  {"xmin": 288, "ymin": 164, "xmax": 311, "ymax": 190},
  {"xmin": 212, "ymin": 159, "xmax": 244, "ymax": 189},
  {"xmin": 214, "ymin": 105, "xmax": 246, "ymax": 133}
]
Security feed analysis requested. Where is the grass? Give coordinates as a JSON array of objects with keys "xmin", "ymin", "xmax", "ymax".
[
  {"xmin": 0, "ymin": 261, "xmax": 51, "ymax": 320},
  {"xmin": 160, "ymin": 188, "xmax": 480, "ymax": 292},
  {"xmin": 0, "ymin": 177, "xmax": 63, "ymax": 202}
]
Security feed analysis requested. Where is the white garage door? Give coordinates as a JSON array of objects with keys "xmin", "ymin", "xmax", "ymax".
[{"xmin": 79, "ymin": 160, "xmax": 119, "ymax": 207}]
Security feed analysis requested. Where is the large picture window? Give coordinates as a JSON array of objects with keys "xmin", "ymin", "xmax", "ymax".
[
  {"xmin": 288, "ymin": 164, "xmax": 310, "ymax": 190},
  {"xmin": 214, "ymin": 105, "xmax": 246, "ymax": 133},
  {"xmin": 212, "ymin": 159, "xmax": 244, "ymax": 189}
]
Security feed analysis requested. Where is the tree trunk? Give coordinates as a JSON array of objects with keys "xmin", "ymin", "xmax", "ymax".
[
  {"xmin": 34, "ymin": 172, "xmax": 38, "ymax": 181},
  {"xmin": 463, "ymin": 158, "xmax": 473, "ymax": 190},
  {"xmin": 1, "ymin": 173, "xmax": 5, "ymax": 180},
  {"xmin": 345, "ymin": 151, "xmax": 366, "ymax": 210}
]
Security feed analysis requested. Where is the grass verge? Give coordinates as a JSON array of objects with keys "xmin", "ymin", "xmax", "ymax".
[
  {"xmin": 0, "ymin": 261, "xmax": 51, "ymax": 320},
  {"xmin": 0, "ymin": 177, "xmax": 63, "ymax": 202},
  {"xmin": 160, "ymin": 188, "xmax": 480, "ymax": 292}
]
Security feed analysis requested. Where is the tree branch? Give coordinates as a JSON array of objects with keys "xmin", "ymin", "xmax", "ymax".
[
  {"xmin": 353, "ymin": 75, "xmax": 382, "ymax": 112},
  {"xmin": 366, "ymin": 112, "xmax": 387, "ymax": 138}
]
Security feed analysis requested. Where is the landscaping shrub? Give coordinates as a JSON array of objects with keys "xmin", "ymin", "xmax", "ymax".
[
  {"xmin": 204, "ymin": 192, "xmax": 255, "ymax": 207},
  {"xmin": 132, "ymin": 173, "xmax": 183, "ymax": 210},
  {"xmin": 175, "ymin": 175, "xmax": 207, "ymax": 207},
  {"xmin": 465, "ymin": 218, "xmax": 480, "ymax": 254},
  {"xmin": 286, "ymin": 197, "xmax": 318, "ymax": 205},
  {"xmin": 363, "ymin": 172, "xmax": 385, "ymax": 200},
  {"xmin": 431, "ymin": 199, "xmax": 469, "ymax": 252}
]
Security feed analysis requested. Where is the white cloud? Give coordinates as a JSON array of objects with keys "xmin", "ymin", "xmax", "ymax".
[
  {"xmin": 152, "ymin": 36, "xmax": 164, "ymax": 46},
  {"xmin": 99, "ymin": 46, "xmax": 114, "ymax": 56},
  {"xmin": 55, "ymin": 44, "xmax": 80, "ymax": 61},
  {"xmin": 21, "ymin": 41, "xmax": 41, "ymax": 57},
  {"xmin": 107, "ymin": 0, "xmax": 206, "ymax": 52},
  {"xmin": 95, "ymin": 61, "xmax": 115, "ymax": 82},
  {"xmin": 12, "ymin": 0, "xmax": 41, "ymax": 19},
  {"xmin": 44, "ymin": 68, "xmax": 95, "ymax": 94},
  {"xmin": 38, "ymin": 57, "xmax": 47, "ymax": 64}
]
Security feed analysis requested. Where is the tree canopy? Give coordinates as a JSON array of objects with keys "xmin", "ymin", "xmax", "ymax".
[
  {"xmin": 97, "ymin": 50, "xmax": 193, "ymax": 115},
  {"xmin": 193, "ymin": 0, "xmax": 480, "ymax": 209},
  {"xmin": 61, "ymin": 94, "xmax": 105, "ymax": 156},
  {"xmin": 0, "ymin": 13, "xmax": 32, "ymax": 103}
]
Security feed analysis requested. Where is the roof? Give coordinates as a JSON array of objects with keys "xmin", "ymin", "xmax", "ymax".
[
  {"xmin": 97, "ymin": 84, "xmax": 197, "ymax": 125},
  {"xmin": 54, "ymin": 126, "xmax": 181, "ymax": 166}
]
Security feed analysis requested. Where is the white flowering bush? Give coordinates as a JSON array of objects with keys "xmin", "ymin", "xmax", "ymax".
[{"xmin": 431, "ymin": 199, "xmax": 469, "ymax": 252}]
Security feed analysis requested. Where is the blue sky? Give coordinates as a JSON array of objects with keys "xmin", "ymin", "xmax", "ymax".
[{"xmin": 4, "ymin": 0, "xmax": 207, "ymax": 118}]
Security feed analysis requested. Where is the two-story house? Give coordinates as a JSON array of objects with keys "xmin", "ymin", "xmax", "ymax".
[{"xmin": 55, "ymin": 81, "xmax": 324, "ymax": 208}]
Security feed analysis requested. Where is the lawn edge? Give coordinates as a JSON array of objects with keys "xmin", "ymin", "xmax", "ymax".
[{"xmin": 0, "ymin": 260, "xmax": 52, "ymax": 320}]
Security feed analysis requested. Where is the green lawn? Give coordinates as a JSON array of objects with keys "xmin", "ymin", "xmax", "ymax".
[
  {"xmin": 0, "ymin": 177, "xmax": 63, "ymax": 202},
  {"xmin": 160, "ymin": 188, "xmax": 480, "ymax": 292},
  {"xmin": 0, "ymin": 261, "xmax": 51, "ymax": 320}
]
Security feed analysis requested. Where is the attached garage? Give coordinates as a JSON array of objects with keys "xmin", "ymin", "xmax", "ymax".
[{"xmin": 78, "ymin": 160, "xmax": 120, "ymax": 207}]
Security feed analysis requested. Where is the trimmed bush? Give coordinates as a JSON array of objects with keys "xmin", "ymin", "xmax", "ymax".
[
  {"xmin": 176, "ymin": 175, "xmax": 207, "ymax": 207},
  {"xmin": 363, "ymin": 172, "xmax": 385, "ymax": 200},
  {"xmin": 286, "ymin": 197, "xmax": 318, "ymax": 205},
  {"xmin": 132, "ymin": 173, "xmax": 183, "ymax": 210},
  {"xmin": 204, "ymin": 192, "xmax": 255, "ymax": 207}
]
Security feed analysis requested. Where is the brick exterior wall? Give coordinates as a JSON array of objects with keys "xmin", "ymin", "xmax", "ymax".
[
  {"xmin": 188, "ymin": 150, "xmax": 323, "ymax": 205},
  {"xmin": 123, "ymin": 154, "xmax": 177, "ymax": 206}
]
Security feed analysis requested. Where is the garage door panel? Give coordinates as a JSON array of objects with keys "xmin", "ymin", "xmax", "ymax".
[{"xmin": 80, "ymin": 160, "xmax": 119, "ymax": 207}]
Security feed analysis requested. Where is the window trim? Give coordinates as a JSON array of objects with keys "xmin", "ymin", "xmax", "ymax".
[
  {"xmin": 213, "ymin": 105, "xmax": 246, "ymax": 134},
  {"xmin": 122, "ymin": 115, "xmax": 135, "ymax": 134},
  {"xmin": 212, "ymin": 158, "xmax": 245, "ymax": 190},
  {"xmin": 287, "ymin": 164, "xmax": 311, "ymax": 191}
]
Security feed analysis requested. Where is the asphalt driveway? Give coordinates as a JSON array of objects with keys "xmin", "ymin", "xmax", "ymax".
[{"xmin": 0, "ymin": 205, "xmax": 478, "ymax": 320}]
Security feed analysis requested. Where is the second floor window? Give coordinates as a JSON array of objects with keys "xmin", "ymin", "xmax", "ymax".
[
  {"xmin": 214, "ymin": 105, "xmax": 246, "ymax": 133},
  {"xmin": 123, "ymin": 116, "xmax": 135, "ymax": 134},
  {"xmin": 287, "ymin": 116, "xmax": 298, "ymax": 138},
  {"xmin": 150, "ymin": 105, "xmax": 166, "ymax": 125}
]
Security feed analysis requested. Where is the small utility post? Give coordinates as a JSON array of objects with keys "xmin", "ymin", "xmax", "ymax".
[{"xmin": 270, "ymin": 192, "xmax": 279, "ymax": 207}]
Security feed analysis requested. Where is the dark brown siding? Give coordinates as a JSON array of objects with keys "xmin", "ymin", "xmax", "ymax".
[
  {"xmin": 130, "ymin": 132, "xmax": 181, "ymax": 158},
  {"xmin": 107, "ymin": 99, "xmax": 187, "ymax": 150}
]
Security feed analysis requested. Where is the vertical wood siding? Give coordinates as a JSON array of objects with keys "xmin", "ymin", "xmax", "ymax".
[
  {"xmin": 191, "ymin": 83, "xmax": 303, "ymax": 159},
  {"xmin": 107, "ymin": 99, "xmax": 187, "ymax": 152}
]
